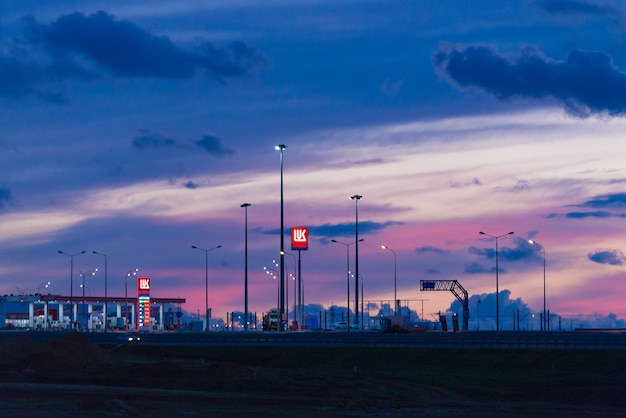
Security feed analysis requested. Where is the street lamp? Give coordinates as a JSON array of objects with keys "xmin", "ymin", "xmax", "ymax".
[
  {"xmin": 58, "ymin": 250, "xmax": 86, "ymax": 324},
  {"xmin": 125, "ymin": 268, "xmax": 139, "ymax": 331},
  {"xmin": 92, "ymin": 251, "xmax": 108, "ymax": 332},
  {"xmin": 191, "ymin": 244, "xmax": 222, "ymax": 332},
  {"xmin": 381, "ymin": 245, "xmax": 398, "ymax": 316},
  {"xmin": 241, "ymin": 203, "xmax": 252, "ymax": 331},
  {"xmin": 350, "ymin": 194, "xmax": 363, "ymax": 328},
  {"xmin": 80, "ymin": 284, "xmax": 91, "ymax": 296},
  {"xmin": 281, "ymin": 251, "xmax": 297, "ymax": 326},
  {"xmin": 275, "ymin": 144, "xmax": 287, "ymax": 331},
  {"xmin": 38, "ymin": 281, "xmax": 51, "ymax": 294},
  {"xmin": 331, "ymin": 239, "xmax": 363, "ymax": 331},
  {"xmin": 79, "ymin": 269, "xmax": 97, "ymax": 331},
  {"xmin": 479, "ymin": 231, "xmax": 514, "ymax": 331},
  {"xmin": 528, "ymin": 239, "xmax": 547, "ymax": 331},
  {"xmin": 264, "ymin": 266, "xmax": 279, "ymax": 311}
]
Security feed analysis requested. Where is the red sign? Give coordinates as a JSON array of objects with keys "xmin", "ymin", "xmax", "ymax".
[
  {"xmin": 291, "ymin": 227, "xmax": 309, "ymax": 250},
  {"xmin": 137, "ymin": 277, "xmax": 151, "ymax": 329},
  {"xmin": 138, "ymin": 277, "xmax": 150, "ymax": 291}
]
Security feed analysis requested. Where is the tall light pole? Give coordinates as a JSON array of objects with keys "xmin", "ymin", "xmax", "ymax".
[
  {"xmin": 528, "ymin": 239, "xmax": 546, "ymax": 331},
  {"xmin": 381, "ymin": 245, "xmax": 397, "ymax": 316},
  {"xmin": 58, "ymin": 250, "xmax": 86, "ymax": 325},
  {"xmin": 92, "ymin": 251, "xmax": 107, "ymax": 332},
  {"xmin": 479, "ymin": 231, "xmax": 514, "ymax": 331},
  {"xmin": 241, "ymin": 203, "xmax": 252, "ymax": 331},
  {"xmin": 275, "ymin": 144, "xmax": 287, "ymax": 331},
  {"xmin": 332, "ymin": 239, "xmax": 363, "ymax": 331},
  {"xmin": 350, "ymin": 194, "xmax": 362, "ymax": 328},
  {"xmin": 192, "ymin": 244, "xmax": 222, "ymax": 332},
  {"xmin": 79, "ymin": 269, "xmax": 97, "ymax": 331},
  {"xmin": 125, "ymin": 268, "xmax": 139, "ymax": 331}
]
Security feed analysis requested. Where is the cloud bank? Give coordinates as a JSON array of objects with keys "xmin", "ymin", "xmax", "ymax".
[
  {"xmin": 0, "ymin": 11, "xmax": 267, "ymax": 100},
  {"xmin": 433, "ymin": 42, "xmax": 626, "ymax": 117}
]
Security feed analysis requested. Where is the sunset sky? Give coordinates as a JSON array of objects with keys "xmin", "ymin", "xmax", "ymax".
[{"xmin": 2, "ymin": 1, "xmax": 626, "ymax": 329}]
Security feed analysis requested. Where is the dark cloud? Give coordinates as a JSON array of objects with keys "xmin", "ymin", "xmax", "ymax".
[
  {"xmin": 0, "ymin": 186, "xmax": 13, "ymax": 209},
  {"xmin": 565, "ymin": 210, "xmax": 613, "ymax": 218},
  {"xmin": 588, "ymin": 249, "xmax": 624, "ymax": 265},
  {"xmin": 470, "ymin": 239, "xmax": 540, "ymax": 263},
  {"xmin": 424, "ymin": 268, "xmax": 441, "ymax": 275},
  {"xmin": 261, "ymin": 221, "xmax": 403, "ymax": 239},
  {"xmin": 579, "ymin": 192, "xmax": 626, "ymax": 209},
  {"xmin": 193, "ymin": 135, "xmax": 235, "ymax": 157},
  {"xmin": 184, "ymin": 181, "xmax": 199, "ymax": 189},
  {"xmin": 433, "ymin": 42, "xmax": 626, "ymax": 117},
  {"xmin": 132, "ymin": 130, "xmax": 234, "ymax": 157},
  {"xmin": 0, "ymin": 11, "xmax": 267, "ymax": 100},
  {"xmin": 536, "ymin": 0, "xmax": 617, "ymax": 17},
  {"xmin": 552, "ymin": 193, "xmax": 626, "ymax": 218},
  {"xmin": 132, "ymin": 129, "xmax": 179, "ymax": 149},
  {"xmin": 415, "ymin": 245, "xmax": 450, "ymax": 255}
]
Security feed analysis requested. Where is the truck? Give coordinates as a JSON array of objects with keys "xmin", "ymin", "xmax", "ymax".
[{"xmin": 262, "ymin": 310, "xmax": 279, "ymax": 331}]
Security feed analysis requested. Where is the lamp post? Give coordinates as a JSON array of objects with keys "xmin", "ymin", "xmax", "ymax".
[
  {"xmin": 264, "ymin": 267, "xmax": 279, "ymax": 311},
  {"xmin": 381, "ymin": 245, "xmax": 397, "ymax": 316},
  {"xmin": 79, "ymin": 269, "xmax": 97, "ymax": 331},
  {"xmin": 528, "ymin": 239, "xmax": 546, "ymax": 331},
  {"xmin": 38, "ymin": 281, "xmax": 51, "ymax": 294},
  {"xmin": 350, "ymin": 194, "xmax": 362, "ymax": 328},
  {"xmin": 281, "ymin": 251, "xmax": 297, "ymax": 326},
  {"xmin": 275, "ymin": 144, "xmax": 287, "ymax": 331},
  {"xmin": 125, "ymin": 268, "xmax": 139, "ymax": 331},
  {"xmin": 331, "ymin": 239, "xmax": 363, "ymax": 331},
  {"xmin": 192, "ymin": 244, "xmax": 222, "ymax": 332},
  {"xmin": 241, "ymin": 203, "xmax": 252, "ymax": 331},
  {"xmin": 92, "ymin": 251, "xmax": 108, "ymax": 332},
  {"xmin": 58, "ymin": 250, "xmax": 86, "ymax": 324},
  {"xmin": 479, "ymin": 231, "xmax": 514, "ymax": 331}
]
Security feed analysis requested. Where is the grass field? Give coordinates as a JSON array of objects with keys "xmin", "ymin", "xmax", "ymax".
[{"xmin": 1, "ymin": 332, "xmax": 626, "ymax": 416}]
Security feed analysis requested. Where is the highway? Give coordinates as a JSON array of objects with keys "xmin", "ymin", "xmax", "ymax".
[{"xmin": 9, "ymin": 329, "xmax": 626, "ymax": 349}]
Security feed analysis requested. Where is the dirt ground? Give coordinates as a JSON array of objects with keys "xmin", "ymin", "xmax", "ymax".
[{"xmin": 0, "ymin": 331, "xmax": 625, "ymax": 417}]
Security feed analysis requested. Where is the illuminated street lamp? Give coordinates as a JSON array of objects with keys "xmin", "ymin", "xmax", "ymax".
[
  {"xmin": 275, "ymin": 144, "xmax": 287, "ymax": 331},
  {"xmin": 332, "ymin": 239, "xmax": 363, "ymax": 331},
  {"xmin": 281, "ymin": 251, "xmax": 298, "ymax": 326},
  {"xmin": 381, "ymin": 245, "xmax": 398, "ymax": 316},
  {"xmin": 38, "ymin": 281, "xmax": 51, "ymax": 294},
  {"xmin": 528, "ymin": 239, "xmax": 547, "ymax": 331},
  {"xmin": 264, "ymin": 266, "xmax": 279, "ymax": 311},
  {"xmin": 192, "ymin": 244, "xmax": 222, "ymax": 332},
  {"xmin": 125, "ymin": 268, "xmax": 139, "ymax": 331},
  {"xmin": 92, "ymin": 251, "xmax": 108, "ymax": 332},
  {"xmin": 79, "ymin": 269, "xmax": 97, "ymax": 331},
  {"xmin": 350, "ymin": 194, "xmax": 363, "ymax": 328},
  {"xmin": 241, "ymin": 203, "xmax": 252, "ymax": 331},
  {"xmin": 478, "ymin": 231, "xmax": 514, "ymax": 331},
  {"xmin": 58, "ymin": 250, "xmax": 86, "ymax": 324}
]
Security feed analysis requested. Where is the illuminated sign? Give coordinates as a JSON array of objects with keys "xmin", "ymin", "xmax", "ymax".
[
  {"xmin": 139, "ymin": 277, "xmax": 150, "ymax": 290},
  {"xmin": 291, "ymin": 227, "xmax": 309, "ymax": 250},
  {"xmin": 137, "ymin": 277, "xmax": 151, "ymax": 330}
]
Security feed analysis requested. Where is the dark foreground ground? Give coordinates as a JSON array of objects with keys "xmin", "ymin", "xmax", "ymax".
[{"xmin": 0, "ymin": 331, "xmax": 625, "ymax": 417}]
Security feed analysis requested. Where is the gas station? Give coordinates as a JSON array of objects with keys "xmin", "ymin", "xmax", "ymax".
[{"xmin": 0, "ymin": 277, "xmax": 185, "ymax": 331}]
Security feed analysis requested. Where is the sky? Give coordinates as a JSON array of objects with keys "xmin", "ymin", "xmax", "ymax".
[{"xmin": 2, "ymin": 0, "xmax": 626, "ymax": 330}]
